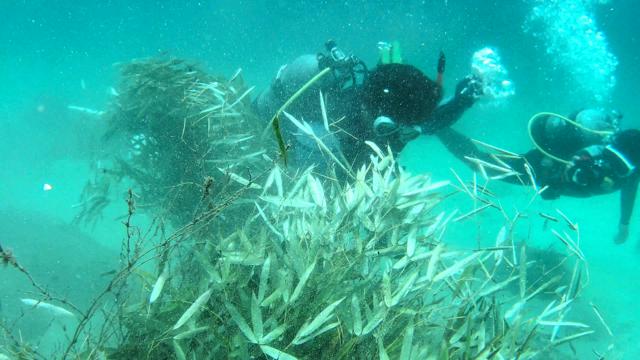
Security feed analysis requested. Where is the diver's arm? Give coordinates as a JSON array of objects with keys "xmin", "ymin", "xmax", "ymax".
[
  {"xmin": 436, "ymin": 127, "xmax": 532, "ymax": 186},
  {"xmin": 615, "ymin": 177, "xmax": 639, "ymax": 244},
  {"xmin": 619, "ymin": 177, "xmax": 638, "ymax": 225},
  {"xmin": 421, "ymin": 76, "xmax": 479, "ymax": 134},
  {"xmin": 436, "ymin": 127, "xmax": 486, "ymax": 162}
]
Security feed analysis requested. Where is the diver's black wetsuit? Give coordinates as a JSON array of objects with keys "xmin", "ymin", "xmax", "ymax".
[{"xmin": 437, "ymin": 127, "xmax": 639, "ymax": 226}]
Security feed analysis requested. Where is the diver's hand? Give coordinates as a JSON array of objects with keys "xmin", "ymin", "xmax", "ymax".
[
  {"xmin": 614, "ymin": 223, "xmax": 629, "ymax": 244},
  {"xmin": 454, "ymin": 75, "xmax": 483, "ymax": 106}
]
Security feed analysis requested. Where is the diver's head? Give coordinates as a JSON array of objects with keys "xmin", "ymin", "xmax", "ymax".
[
  {"xmin": 575, "ymin": 108, "xmax": 623, "ymax": 142},
  {"xmin": 362, "ymin": 64, "xmax": 442, "ymax": 135}
]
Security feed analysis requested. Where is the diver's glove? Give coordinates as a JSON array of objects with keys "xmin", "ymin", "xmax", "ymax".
[{"xmin": 454, "ymin": 75, "xmax": 483, "ymax": 107}]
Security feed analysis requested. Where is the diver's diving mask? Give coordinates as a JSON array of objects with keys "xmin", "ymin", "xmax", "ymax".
[
  {"xmin": 373, "ymin": 115, "xmax": 422, "ymax": 141},
  {"xmin": 373, "ymin": 116, "xmax": 398, "ymax": 136}
]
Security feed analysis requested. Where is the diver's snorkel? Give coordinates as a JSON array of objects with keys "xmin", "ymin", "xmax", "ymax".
[{"xmin": 436, "ymin": 51, "xmax": 445, "ymax": 87}]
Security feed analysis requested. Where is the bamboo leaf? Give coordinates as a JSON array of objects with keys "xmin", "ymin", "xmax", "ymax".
[
  {"xmin": 519, "ymin": 244, "xmax": 527, "ymax": 299},
  {"xmin": 590, "ymin": 302, "xmax": 614, "ymax": 337},
  {"xmin": 261, "ymin": 324, "xmax": 286, "ymax": 345},
  {"xmin": 400, "ymin": 180, "xmax": 450, "ymax": 197},
  {"xmin": 293, "ymin": 321, "xmax": 340, "ymax": 345},
  {"xmin": 362, "ymin": 307, "xmax": 386, "ymax": 335},
  {"xmin": 262, "ymin": 288, "xmax": 282, "ymax": 308},
  {"xmin": 251, "ymin": 294, "xmax": 264, "ymax": 341},
  {"xmin": 494, "ymin": 225, "xmax": 507, "ymax": 263},
  {"xmin": 173, "ymin": 340, "xmax": 186, "ymax": 360},
  {"xmin": 433, "ymin": 252, "xmax": 481, "ymax": 282},
  {"xmin": 172, "ymin": 289, "xmax": 212, "ymax": 330},
  {"xmin": 320, "ymin": 90, "xmax": 329, "ymax": 132},
  {"xmin": 352, "ymin": 295, "xmax": 363, "ymax": 336},
  {"xmin": 426, "ymin": 244, "xmax": 444, "ymax": 281},
  {"xmin": 538, "ymin": 320, "xmax": 589, "ymax": 328},
  {"xmin": 377, "ymin": 337, "xmax": 390, "ymax": 360},
  {"xmin": 149, "ymin": 265, "xmax": 168, "ymax": 304},
  {"xmin": 400, "ymin": 318, "xmax": 415, "ymax": 360},
  {"xmin": 390, "ymin": 270, "xmax": 419, "ymax": 307},
  {"xmin": 272, "ymin": 115, "xmax": 288, "ymax": 166},
  {"xmin": 218, "ymin": 168, "xmax": 262, "ymax": 189},
  {"xmin": 540, "ymin": 300, "xmax": 573, "ymax": 318},
  {"xmin": 227, "ymin": 85, "xmax": 255, "ymax": 109},
  {"xmin": 258, "ymin": 255, "xmax": 271, "ymax": 304},
  {"xmin": 261, "ymin": 196, "xmax": 316, "ymax": 208},
  {"xmin": 225, "ymin": 302, "xmax": 258, "ymax": 343},
  {"xmin": 307, "ymin": 175, "xmax": 326, "ymax": 209},
  {"xmin": 173, "ymin": 326, "xmax": 209, "ymax": 340},
  {"xmin": 406, "ymin": 224, "xmax": 417, "ymax": 258},
  {"xmin": 292, "ymin": 297, "xmax": 344, "ymax": 344},
  {"xmin": 551, "ymin": 330, "xmax": 595, "ymax": 346},
  {"xmin": 477, "ymin": 276, "xmax": 518, "ymax": 298},
  {"xmin": 289, "ymin": 260, "xmax": 316, "ymax": 304},
  {"xmin": 260, "ymin": 345, "xmax": 298, "ymax": 360},
  {"xmin": 20, "ymin": 298, "xmax": 75, "ymax": 318}
]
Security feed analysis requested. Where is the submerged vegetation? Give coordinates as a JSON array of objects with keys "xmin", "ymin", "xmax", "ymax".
[
  {"xmin": 1, "ymin": 57, "xmax": 599, "ymax": 359},
  {"xmin": 74, "ymin": 56, "xmax": 266, "ymax": 228},
  {"xmin": 108, "ymin": 147, "xmax": 592, "ymax": 359}
]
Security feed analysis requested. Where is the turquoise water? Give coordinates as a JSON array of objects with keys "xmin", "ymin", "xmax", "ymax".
[{"xmin": 1, "ymin": 1, "xmax": 639, "ymax": 358}]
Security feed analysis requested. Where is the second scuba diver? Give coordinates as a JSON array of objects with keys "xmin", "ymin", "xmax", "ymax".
[{"xmin": 437, "ymin": 108, "xmax": 639, "ymax": 245}]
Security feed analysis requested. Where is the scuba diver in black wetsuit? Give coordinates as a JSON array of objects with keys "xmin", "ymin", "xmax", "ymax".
[
  {"xmin": 437, "ymin": 108, "xmax": 640, "ymax": 245},
  {"xmin": 254, "ymin": 40, "xmax": 481, "ymax": 171}
]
